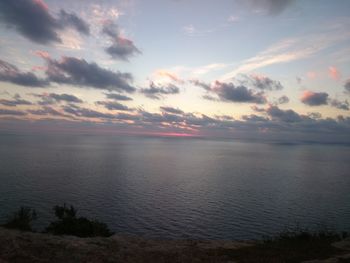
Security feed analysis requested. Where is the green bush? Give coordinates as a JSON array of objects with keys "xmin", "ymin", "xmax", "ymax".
[
  {"xmin": 3, "ymin": 207, "xmax": 37, "ymax": 232},
  {"xmin": 46, "ymin": 204, "xmax": 113, "ymax": 237}
]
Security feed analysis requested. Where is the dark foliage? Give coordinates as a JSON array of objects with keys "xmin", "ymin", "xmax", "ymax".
[
  {"xmin": 3, "ymin": 207, "xmax": 37, "ymax": 232},
  {"xmin": 216, "ymin": 229, "xmax": 347, "ymax": 263},
  {"xmin": 46, "ymin": 204, "xmax": 113, "ymax": 237}
]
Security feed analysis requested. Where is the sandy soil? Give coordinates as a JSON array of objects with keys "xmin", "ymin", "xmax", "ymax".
[{"xmin": 0, "ymin": 227, "xmax": 252, "ymax": 262}]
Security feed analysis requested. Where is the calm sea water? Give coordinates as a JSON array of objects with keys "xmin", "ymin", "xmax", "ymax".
[{"xmin": 0, "ymin": 134, "xmax": 350, "ymax": 240}]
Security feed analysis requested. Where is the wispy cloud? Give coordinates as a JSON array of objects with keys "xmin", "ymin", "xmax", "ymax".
[
  {"xmin": 153, "ymin": 63, "xmax": 230, "ymax": 83},
  {"xmin": 221, "ymin": 24, "xmax": 350, "ymax": 80},
  {"xmin": 153, "ymin": 70, "xmax": 184, "ymax": 84},
  {"xmin": 227, "ymin": 15, "xmax": 239, "ymax": 23},
  {"xmin": 182, "ymin": 20, "xmax": 235, "ymax": 37},
  {"xmin": 182, "ymin": 24, "xmax": 196, "ymax": 35},
  {"xmin": 191, "ymin": 63, "xmax": 227, "ymax": 76},
  {"xmin": 237, "ymin": 0, "xmax": 296, "ymax": 15}
]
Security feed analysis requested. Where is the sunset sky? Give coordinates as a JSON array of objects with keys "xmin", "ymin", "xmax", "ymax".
[{"xmin": 0, "ymin": 0, "xmax": 350, "ymax": 142}]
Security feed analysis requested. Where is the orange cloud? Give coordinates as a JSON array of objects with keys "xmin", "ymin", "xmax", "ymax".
[
  {"xmin": 301, "ymin": 90, "xmax": 315, "ymax": 100},
  {"xmin": 154, "ymin": 70, "xmax": 184, "ymax": 84}
]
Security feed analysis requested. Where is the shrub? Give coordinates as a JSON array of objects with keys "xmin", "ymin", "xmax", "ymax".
[
  {"xmin": 219, "ymin": 228, "xmax": 345, "ymax": 263},
  {"xmin": 46, "ymin": 204, "xmax": 113, "ymax": 237},
  {"xmin": 3, "ymin": 207, "xmax": 37, "ymax": 232}
]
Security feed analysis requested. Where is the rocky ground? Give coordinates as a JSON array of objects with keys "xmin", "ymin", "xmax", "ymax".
[{"xmin": 0, "ymin": 227, "xmax": 350, "ymax": 262}]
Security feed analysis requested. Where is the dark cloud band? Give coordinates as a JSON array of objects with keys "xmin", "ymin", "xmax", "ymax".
[
  {"xmin": 0, "ymin": 60, "xmax": 48, "ymax": 87},
  {"xmin": 46, "ymin": 57, "xmax": 136, "ymax": 92}
]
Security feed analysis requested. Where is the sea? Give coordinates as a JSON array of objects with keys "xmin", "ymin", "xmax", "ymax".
[{"xmin": 0, "ymin": 133, "xmax": 349, "ymax": 240}]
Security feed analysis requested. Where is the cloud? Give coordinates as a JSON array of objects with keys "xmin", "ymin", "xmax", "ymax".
[
  {"xmin": 62, "ymin": 105, "xmax": 139, "ymax": 121},
  {"xmin": 28, "ymin": 106, "xmax": 68, "ymax": 117},
  {"xmin": 296, "ymin": 76, "xmax": 302, "ymax": 85},
  {"xmin": 105, "ymin": 38, "xmax": 141, "ymax": 61},
  {"xmin": 160, "ymin": 106, "xmax": 184, "ymax": 115},
  {"xmin": 154, "ymin": 63, "xmax": 229, "ymax": 81},
  {"xmin": 300, "ymin": 91, "xmax": 329, "ymax": 106},
  {"xmin": 154, "ymin": 70, "xmax": 184, "ymax": 84},
  {"xmin": 213, "ymin": 81, "xmax": 266, "ymax": 104},
  {"xmin": 266, "ymin": 105, "xmax": 303, "ymax": 122},
  {"xmin": 344, "ymin": 79, "xmax": 350, "ymax": 94},
  {"xmin": 2, "ymin": 103, "xmax": 350, "ymax": 143},
  {"xmin": 190, "ymin": 79, "xmax": 211, "ymax": 91},
  {"xmin": 105, "ymin": 93, "xmax": 133, "ymax": 101},
  {"xmin": 307, "ymin": 71, "xmax": 317, "ymax": 79},
  {"xmin": 277, "ymin": 95, "xmax": 289, "ymax": 105},
  {"xmin": 329, "ymin": 99, "xmax": 349, "ymax": 111},
  {"xmin": 48, "ymin": 93, "xmax": 83, "ymax": 103},
  {"xmin": 202, "ymin": 94, "xmax": 218, "ymax": 101},
  {"xmin": 265, "ymin": 0, "xmax": 295, "ymax": 14},
  {"xmin": 102, "ymin": 21, "xmax": 141, "ymax": 61},
  {"xmin": 328, "ymin": 66, "xmax": 341, "ymax": 81},
  {"xmin": 221, "ymin": 26, "xmax": 350, "ymax": 80},
  {"xmin": 33, "ymin": 93, "xmax": 83, "ymax": 105},
  {"xmin": 191, "ymin": 63, "xmax": 227, "ymax": 76},
  {"xmin": 246, "ymin": 74, "xmax": 284, "ymax": 90},
  {"xmin": 62, "ymin": 105, "xmax": 115, "ymax": 119},
  {"xmin": 90, "ymin": 4, "xmax": 120, "ymax": 22},
  {"xmin": 96, "ymin": 101, "xmax": 134, "ymax": 111},
  {"xmin": 242, "ymin": 114, "xmax": 268, "ymax": 122},
  {"xmin": 0, "ymin": 108, "xmax": 27, "ymax": 116},
  {"xmin": 0, "ymin": 0, "xmax": 89, "ymax": 44},
  {"xmin": 140, "ymin": 82, "xmax": 180, "ymax": 99},
  {"xmin": 58, "ymin": 10, "xmax": 90, "ymax": 35},
  {"xmin": 227, "ymin": 15, "xmax": 239, "ymax": 23},
  {"xmin": 299, "ymin": 90, "xmax": 348, "ymax": 110},
  {"xmin": 1, "ymin": 56, "xmax": 136, "ymax": 92},
  {"xmin": 46, "ymin": 56, "xmax": 135, "ymax": 92},
  {"xmin": 0, "ymin": 100, "xmax": 28, "ymax": 107},
  {"xmin": 0, "ymin": 59, "xmax": 48, "ymax": 87},
  {"xmin": 33, "ymin": 50, "xmax": 50, "ymax": 59},
  {"xmin": 183, "ymin": 24, "xmax": 196, "ymax": 35},
  {"xmin": 101, "ymin": 20, "xmax": 120, "ymax": 39},
  {"xmin": 308, "ymin": 112, "xmax": 322, "ymax": 119},
  {"xmin": 0, "ymin": 0, "xmax": 60, "ymax": 44},
  {"xmin": 237, "ymin": 0, "xmax": 295, "ymax": 15},
  {"xmin": 251, "ymin": 105, "xmax": 265, "ymax": 112},
  {"xmin": 0, "ymin": 96, "xmax": 32, "ymax": 107}
]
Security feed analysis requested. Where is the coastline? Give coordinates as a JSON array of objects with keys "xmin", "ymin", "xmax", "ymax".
[
  {"xmin": 0, "ymin": 227, "xmax": 251, "ymax": 262},
  {"xmin": 1, "ymin": 227, "xmax": 350, "ymax": 263}
]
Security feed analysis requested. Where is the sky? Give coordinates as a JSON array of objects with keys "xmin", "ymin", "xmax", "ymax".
[{"xmin": 0, "ymin": 0, "xmax": 350, "ymax": 142}]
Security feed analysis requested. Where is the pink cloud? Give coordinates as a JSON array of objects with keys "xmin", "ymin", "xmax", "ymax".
[
  {"xmin": 250, "ymin": 73, "xmax": 267, "ymax": 81},
  {"xmin": 31, "ymin": 65, "xmax": 47, "ymax": 71},
  {"xmin": 33, "ymin": 0, "xmax": 49, "ymax": 11},
  {"xmin": 33, "ymin": 50, "xmax": 50, "ymax": 59},
  {"xmin": 328, "ymin": 66, "xmax": 341, "ymax": 80},
  {"xmin": 307, "ymin": 71, "xmax": 317, "ymax": 79}
]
